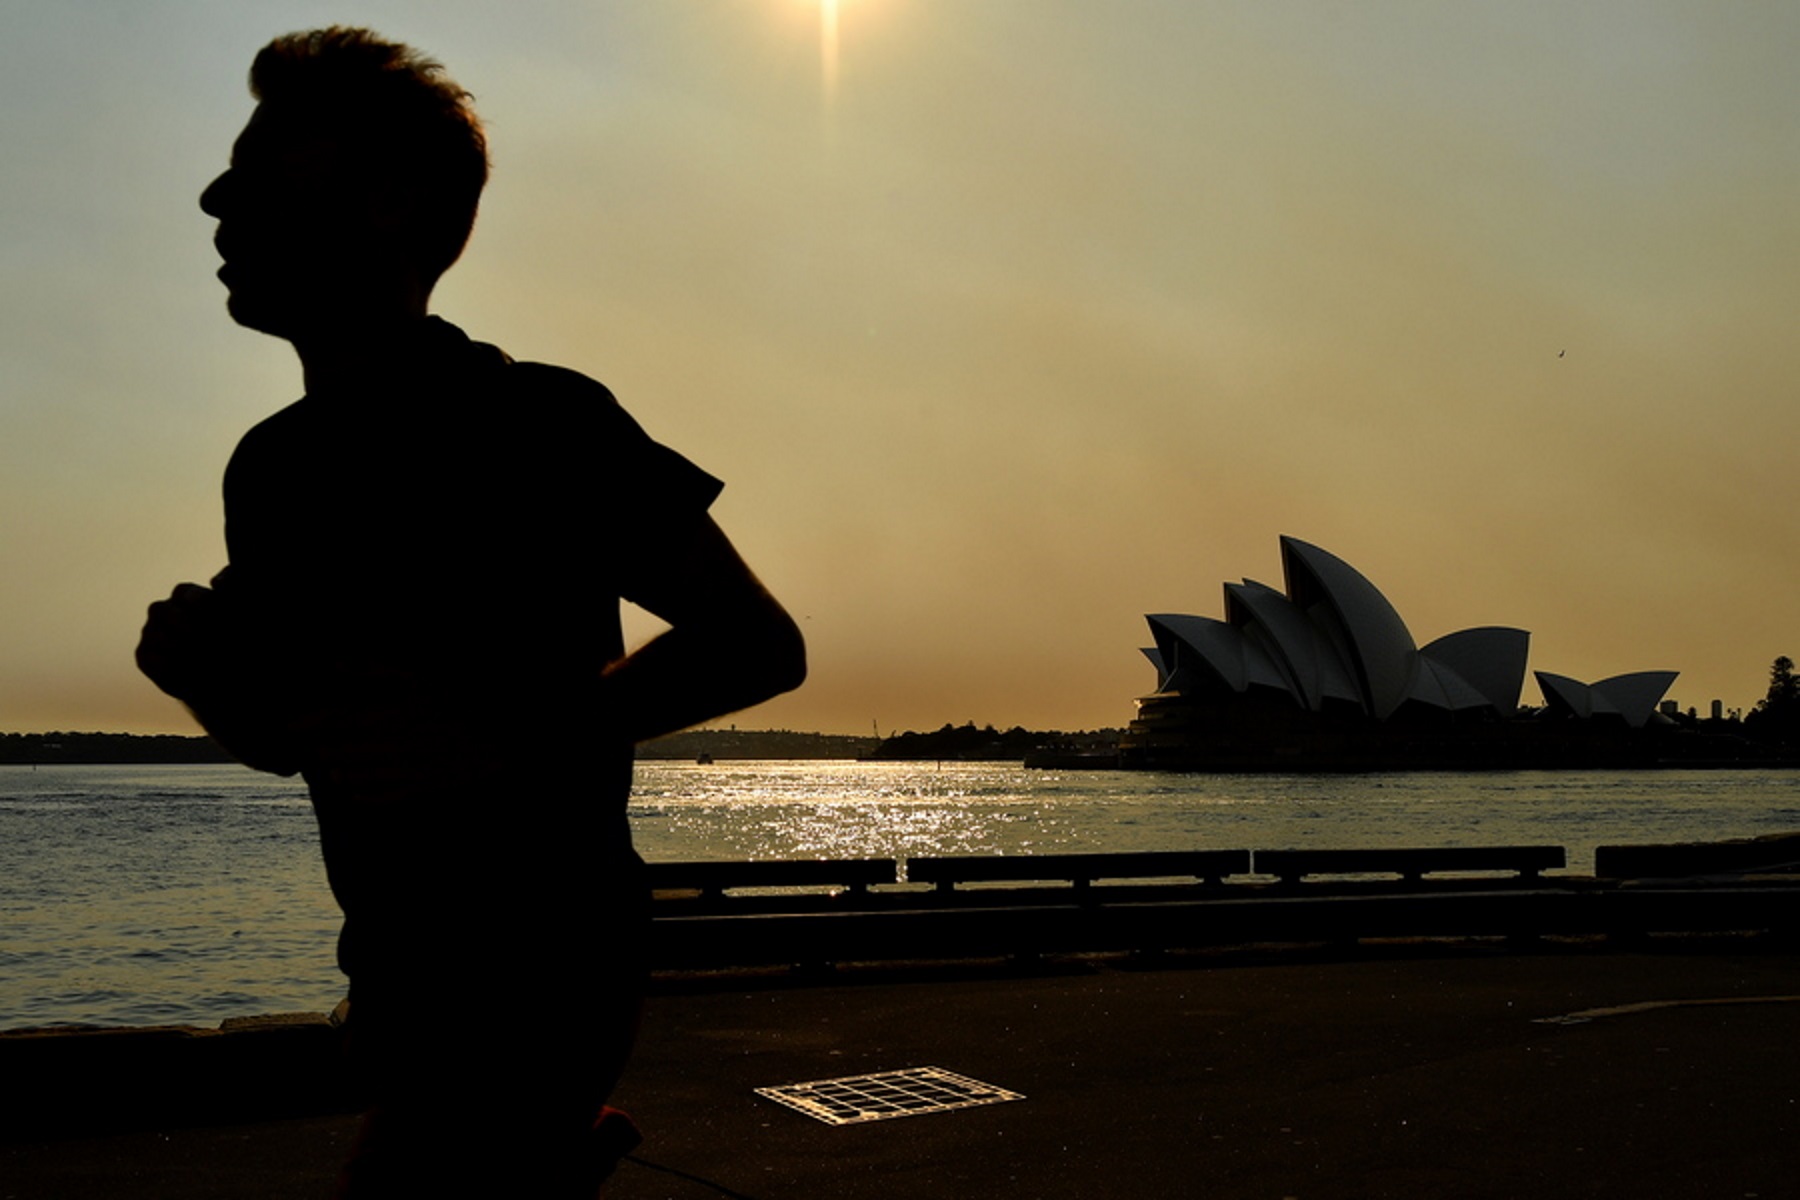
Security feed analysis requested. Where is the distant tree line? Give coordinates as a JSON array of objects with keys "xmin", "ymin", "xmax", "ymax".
[
  {"xmin": 637, "ymin": 728, "xmax": 879, "ymax": 760},
  {"xmin": 0, "ymin": 728, "xmax": 880, "ymax": 765},
  {"xmin": 0, "ymin": 731, "xmax": 234, "ymax": 765},
  {"xmin": 864, "ymin": 723, "xmax": 1123, "ymax": 762}
]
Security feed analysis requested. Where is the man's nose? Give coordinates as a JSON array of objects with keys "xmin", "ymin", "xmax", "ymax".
[{"xmin": 199, "ymin": 170, "xmax": 232, "ymax": 218}]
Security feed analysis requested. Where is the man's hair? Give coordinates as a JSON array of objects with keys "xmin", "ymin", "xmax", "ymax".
[{"xmin": 249, "ymin": 27, "xmax": 489, "ymax": 282}]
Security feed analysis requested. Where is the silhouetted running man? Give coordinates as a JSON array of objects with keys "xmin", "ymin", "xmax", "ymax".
[{"xmin": 136, "ymin": 28, "xmax": 805, "ymax": 1197}]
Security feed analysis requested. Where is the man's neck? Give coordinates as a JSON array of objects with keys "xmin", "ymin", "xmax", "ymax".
[{"xmin": 291, "ymin": 308, "xmax": 434, "ymax": 395}]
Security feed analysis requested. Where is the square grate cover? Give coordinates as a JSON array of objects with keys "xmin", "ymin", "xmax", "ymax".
[{"xmin": 755, "ymin": 1066, "xmax": 1024, "ymax": 1125}]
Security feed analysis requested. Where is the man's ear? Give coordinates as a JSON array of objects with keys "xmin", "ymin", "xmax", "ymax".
[
  {"xmin": 357, "ymin": 177, "xmax": 441, "ymax": 297},
  {"xmin": 363, "ymin": 176, "xmax": 417, "ymax": 235}
]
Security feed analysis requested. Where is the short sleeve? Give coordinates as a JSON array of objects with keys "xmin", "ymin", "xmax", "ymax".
[
  {"xmin": 610, "ymin": 410, "xmax": 724, "ymax": 518},
  {"xmin": 507, "ymin": 361, "xmax": 723, "ymax": 523}
]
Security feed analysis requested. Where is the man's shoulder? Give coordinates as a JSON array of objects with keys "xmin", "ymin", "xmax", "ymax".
[
  {"xmin": 500, "ymin": 359, "xmax": 625, "ymax": 414},
  {"xmin": 491, "ymin": 359, "xmax": 665, "ymax": 449},
  {"xmin": 227, "ymin": 397, "xmax": 310, "ymax": 465},
  {"xmin": 503, "ymin": 358, "xmax": 617, "ymax": 400}
]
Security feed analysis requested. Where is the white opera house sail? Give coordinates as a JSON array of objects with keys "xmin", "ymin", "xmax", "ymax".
[{"xmin": 1119, "ymin": 537, "xmax": 1686, "ymax": 770}]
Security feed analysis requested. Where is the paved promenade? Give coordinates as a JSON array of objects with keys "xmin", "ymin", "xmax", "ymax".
[{"xmin": 5, "ymin": 946, "xmax": 1798, "ymax": 1199}]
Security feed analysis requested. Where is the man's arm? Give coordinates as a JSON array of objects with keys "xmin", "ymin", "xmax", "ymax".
[
  {"xmin": 135, "ymin": 580, "xmax": 302, "ymax": 776},
  {"xmin": 605, "ymin": 513, "xmax": 806, "ymax": 744}
]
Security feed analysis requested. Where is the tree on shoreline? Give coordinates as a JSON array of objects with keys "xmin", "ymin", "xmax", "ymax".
[
  {"xmin": 1746, "ymin": 655, "xmax": 1799, "ymax": 745},
  {"xmin": 1761, "ymin": 656, "xmax": 1798, "ymax": 711}
]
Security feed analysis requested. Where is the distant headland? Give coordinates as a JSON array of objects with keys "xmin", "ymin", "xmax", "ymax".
[
  {"xmin": 0, "ymin": 732, "xmax": 236, "ymax": 765},
  {"xmin": 0, "ymin": 725, "xmax": 1119, "ymax": 766}
]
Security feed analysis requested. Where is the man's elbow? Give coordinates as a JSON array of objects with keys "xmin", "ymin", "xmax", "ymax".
[{"xmin": 752, "ymin": 607, "xmax": 807, "ymax": 699}]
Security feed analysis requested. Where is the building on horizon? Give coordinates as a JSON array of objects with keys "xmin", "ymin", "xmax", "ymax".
[{"xmin": 1120, "ymin": 536, "xmax": 1689, "ymax": 770}]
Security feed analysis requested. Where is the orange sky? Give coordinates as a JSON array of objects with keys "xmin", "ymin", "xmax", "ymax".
[{"xmin": 2, "ymin": 2, "xmax": 1796, "ymax": 736}]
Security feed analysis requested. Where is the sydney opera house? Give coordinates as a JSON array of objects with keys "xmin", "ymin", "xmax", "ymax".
[{"xmin": 1119, "ymin": 537, "xmax": 1682, "ymax": 770}]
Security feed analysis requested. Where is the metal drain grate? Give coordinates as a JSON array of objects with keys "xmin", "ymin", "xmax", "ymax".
[{"xmin": 755, "ymin": 1066, "xmax": 1024, "ymax": 1125}]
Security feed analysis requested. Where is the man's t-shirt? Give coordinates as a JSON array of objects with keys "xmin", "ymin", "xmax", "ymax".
[{"xmin": 217, "ymin": 317, "xmax": 720, "ymax": 992}]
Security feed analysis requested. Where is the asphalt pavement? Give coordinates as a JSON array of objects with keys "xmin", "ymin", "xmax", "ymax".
[{"xmin": 5, "ymin": 946, "xmax": 1798, "ymax": 1199}]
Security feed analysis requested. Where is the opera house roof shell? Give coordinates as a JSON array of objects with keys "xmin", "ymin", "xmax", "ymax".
[{"xmin": 1142, "ymin": 537, "xmax": 1674, "ymax": 728}]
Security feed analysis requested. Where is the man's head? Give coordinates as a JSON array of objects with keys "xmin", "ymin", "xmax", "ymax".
[{"xmin": 201, "ymin": 28, "xmax": 488, "ymax": 339}]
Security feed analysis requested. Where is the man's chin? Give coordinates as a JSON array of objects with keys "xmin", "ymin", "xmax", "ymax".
[{"xmin": 223, "ymin": 291, "xmax": 296, "ymax": 339}]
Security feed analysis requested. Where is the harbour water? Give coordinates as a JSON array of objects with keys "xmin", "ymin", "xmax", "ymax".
[{"xmin": 4, "ymin": 761, "xmax": 1798, "ymax": 1031}]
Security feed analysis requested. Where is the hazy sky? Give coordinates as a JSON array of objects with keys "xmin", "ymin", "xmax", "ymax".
[{"xmin": 3, "ymin": 1, "xmax": 1796, "ymax": 736}]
